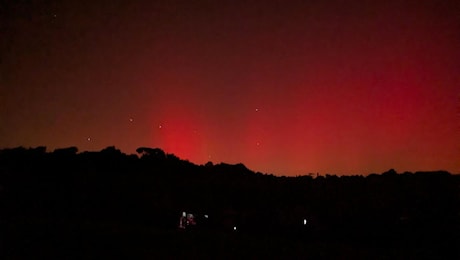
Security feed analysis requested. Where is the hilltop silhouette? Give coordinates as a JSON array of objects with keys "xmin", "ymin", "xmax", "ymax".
[{"xmin": 1, "ymin": 146, "xmax": 459, "ymax": 258}]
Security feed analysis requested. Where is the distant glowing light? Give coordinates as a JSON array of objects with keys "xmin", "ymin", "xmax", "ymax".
[
  {"xmin": 129, "ymin": 118, "xmax": 133, "ymax": 122},
  {"xmin": 303, "ymin": 219, "xmax": 307, "ymax": 225},
  {"xmin": 233, "ymin": 226, "xmax": 237, "ymax": 231},
  {"xmin": 255, "ymin": 108, "xmax": 259, "ymax": 112},
  {"xmin": 159, "ymin": 125, "xmax": 162, "ymax": 129},
  {"xmin": 87, "ymin": 137, "xmax": 91, "ymax": 141},
  {"xmin": 204, "ymin": 214, "xmax": 209, "ymax": 218},
  {"xmin": 179, "ymin": 211, "xmax": 187, "ymax": 229}
]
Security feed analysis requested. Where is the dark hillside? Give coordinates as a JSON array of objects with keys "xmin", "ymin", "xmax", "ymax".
[{"xmin": 1, "ymin": 146, "xmax": 459, "ymax": 259}]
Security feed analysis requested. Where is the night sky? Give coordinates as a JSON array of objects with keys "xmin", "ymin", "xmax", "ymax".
[{"xmin": 1, "ymin": 0, "xmax": 459, "ymax": 176}]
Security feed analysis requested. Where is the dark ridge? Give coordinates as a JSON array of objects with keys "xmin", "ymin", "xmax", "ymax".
[{"xmin": 1, "ymin": 146, "xmax": 459, "ymax": 259}]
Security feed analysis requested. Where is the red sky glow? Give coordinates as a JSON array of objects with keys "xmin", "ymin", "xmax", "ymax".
[{"xmin": 1, "ymin": 0, "xmax": 459, "ymax": 175}]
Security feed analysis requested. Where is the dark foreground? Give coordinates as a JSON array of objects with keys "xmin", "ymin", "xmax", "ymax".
[
  {"xmin": 6, "ymin": 226, "xmax": 459, "ymax": 259},
  {"xmin": 2, "ymin": 147, "xmax": 460, "ymax": 259}
]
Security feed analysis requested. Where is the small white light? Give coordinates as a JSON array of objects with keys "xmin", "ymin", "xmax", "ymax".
[
  {"xmin": 303, "ymin": 219, "xmax": 307, "ymax": 225},
  {"xmin": 204, "ymin": 214, "xmax": 208, "ymax": 218},
  {"xmin": 233, "ymin": 226, "xmax": 237, "ymax": 231}
]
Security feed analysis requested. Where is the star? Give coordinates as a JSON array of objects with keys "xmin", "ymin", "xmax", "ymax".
[
  {"xmin": 87, "ymin": 137, "xmax": 91, "ymax": 141},
  {"xmin": 255, "ymin": 108, "xmax": 259, "ymax": 112},
  {"xmin": 129, "ymin": 118, "xmax": 133, "ymax": 122}
]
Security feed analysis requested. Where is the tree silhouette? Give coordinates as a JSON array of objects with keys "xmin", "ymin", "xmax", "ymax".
[{"xmin": 1, "ymin": 146, "xmax": 459, "ymax": 259}]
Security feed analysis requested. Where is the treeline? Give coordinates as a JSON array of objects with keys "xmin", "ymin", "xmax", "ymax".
[{"xmin": 1, "ymin": 146, "xmax": 460, "ymax": 256}]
